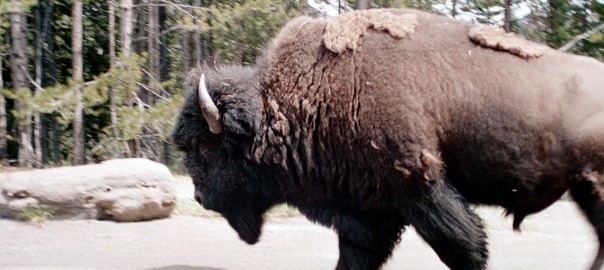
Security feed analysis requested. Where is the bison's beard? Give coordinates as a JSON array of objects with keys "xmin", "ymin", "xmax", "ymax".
[{"xmin": 223, "ymin": 208, "xmax": 265, "ymax": 245}]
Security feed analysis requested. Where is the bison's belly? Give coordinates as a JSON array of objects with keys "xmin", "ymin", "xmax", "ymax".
[
  {"xmin": 440, "ymin": 105, "xmax": 573, "ymax": 215},
  {"xmin": 442, "ymin": 143, "xmax": 570, "ymax": 216},
  {"xmin": 442, "ymin": 125, "xmax": 570, "ymax": 214}
]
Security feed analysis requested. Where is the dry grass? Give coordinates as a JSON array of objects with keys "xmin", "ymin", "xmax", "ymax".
[{"xmin": 17, "ymin": 206, "xmax": 55, "ymax": 225}]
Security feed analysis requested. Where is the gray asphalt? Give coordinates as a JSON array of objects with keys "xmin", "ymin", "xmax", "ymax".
[{"xmin": 0, "ymin": 200, "xmax": 598, "ymax": 270}]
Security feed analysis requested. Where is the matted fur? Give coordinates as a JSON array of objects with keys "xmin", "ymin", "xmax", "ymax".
[
  {"xmin": 174, "ymin": 8, "xmax": 604, "ymax": 270},
  {"xmin": 469, "ymin": 25, "xmax": 549, "ymax": 59},
  {"xmin": 323, "ymin": 9, "xmax": 417, "ymax": 53}
]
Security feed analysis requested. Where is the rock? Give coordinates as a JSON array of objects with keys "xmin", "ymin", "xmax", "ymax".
[{"xmin": 0, "ymin": 158, "xmax": 176, "ymax": 222}]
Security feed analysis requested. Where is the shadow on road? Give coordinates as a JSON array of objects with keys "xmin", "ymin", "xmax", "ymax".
[{"xmin": 147, "ymin": 265, "xmax": 224, "ymax": 270}]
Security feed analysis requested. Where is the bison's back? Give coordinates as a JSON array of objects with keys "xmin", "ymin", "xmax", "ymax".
[{"xmin": 260, "ymin": 9, "xmax": 604, "ymax": 213}]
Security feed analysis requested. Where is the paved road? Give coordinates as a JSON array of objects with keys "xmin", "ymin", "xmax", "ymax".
[{"xmin": 0, "ymin": 200, "xmax": 598, "ymax": 270}]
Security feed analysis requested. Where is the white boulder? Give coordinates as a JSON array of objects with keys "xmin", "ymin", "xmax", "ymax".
[{"xmin": 0, "ymin": 158, "xmax": 176, "ymax": 221}]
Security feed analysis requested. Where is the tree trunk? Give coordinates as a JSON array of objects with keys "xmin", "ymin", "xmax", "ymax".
[
  {"xmin": 131, "ymin": 0, "xmax": 146, "ymax": 56},
  {"xmin": 182, "ymin": 0, "xmax": 192, "ymax": 72},
  {"xmin": 34, "ymin": 1, "xmax": 45, "ymax": 168},
  {"xmin": 147, "ymin": 1, "xmax": 160, "ymax": 105},
  {"xmin": 356, "ymin": 0, "xmax": 370, "ymax": 10},
  {"xmin": 0, "ymin": 51, "xmax": 6, "ymax": 166},
  {"xmin": 133, "ymin": 0, "xmax": 147, "ymax": 158},
  {"xmin": 182, "ymin": 31, "xmax": 191, "ymax": 74},
  {"xmin": 120, "ymin": 0, "xmax": 133, "ymax": 58},
  {"xmin": 193, "ymin": 0, "xmax": 202, "ymax": 65},
  {"xmin": 120, "ymin": 0, "xmax": 136, "ymax": 158},
  {"xmin": 0, "ymin": 5, "xmax": 6, "ymax": 165},
  {"xmin": 159, "ymin": 5, "xmax": 169, "ymax": 165},
  {"xmin": 451, "ymin": 0, "xmax": 458, "ymax": 18},
  {"xmin": 72, "ymin": 0, "xmax": 85, "ymax": 165},
  {"xmin": 146, "ymin": 0, "xmax": 163, "ymax": 163},
  {"xmin": 43, "ymin": 1, "xmax": 61, "ymax": 166},
  {"xmin": 40, "ymin": 0, "xmax": 53, "ymax": 165},
  {"xmin": 108, "ymin": 0, "xmax": 120, "ymax": 159},
  {"xmin": 503, "ymin": 0, "xmax": 512, "ymax": 32},
  {"xmin": 109, "ymin": 1, "xmax": 116, "ymax": 67},
  {"xmin": 204, "ymin": 0, "xmax": 214, "ymax": 61},
  {"xmin": 9, "ymin": 0, "xmax": 33, "ymax": 168},
  {"xmin": 159, "ymin": 5, "xmax": 168, "ymax": 81},
  {"xmin": 50, "ymin": 112, "xmax": 61, "ymax": 165}
]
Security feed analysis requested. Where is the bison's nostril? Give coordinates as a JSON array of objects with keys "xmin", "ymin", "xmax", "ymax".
[{"xmin": 194, "ymin": 190, "xmax": 204, "ymax": 204}]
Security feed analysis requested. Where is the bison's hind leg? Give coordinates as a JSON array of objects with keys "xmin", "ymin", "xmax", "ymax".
[
  {"xmin": 407, "ymin": 181, "xmax": 488, "ymax": 270},
  {"xmin": 570, "ymin": 167, "xmax": 604, "ymax": 270}
]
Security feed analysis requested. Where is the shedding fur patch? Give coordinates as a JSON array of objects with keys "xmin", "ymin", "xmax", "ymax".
[
  {"xmin": 323, "ymin": 10, "xmax": 418, "ymax": 53},
  {"xmin": 583, "ymin": 168, "xmax": 604, "ymax": 198},
  {"xmin": 469, "ymin": 25, "xmax": 548, "ymax": 59}
]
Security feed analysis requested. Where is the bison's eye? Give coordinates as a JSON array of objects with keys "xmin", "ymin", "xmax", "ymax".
[
  {"xmin": 183, "ymin": 112, "xmax": 197, "ymax": 119},
  {"xmin": 174, "ymin": 139, "xmax": 193, "ymax": 152},
  {"xmin": 177, "ymin": 145, "xmax": 191, "ymax": 152}
]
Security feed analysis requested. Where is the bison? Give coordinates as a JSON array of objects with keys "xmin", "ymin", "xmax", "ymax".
[{"xmin": 172, "ymin": 8, "xmax": 604, "ymax": 270}]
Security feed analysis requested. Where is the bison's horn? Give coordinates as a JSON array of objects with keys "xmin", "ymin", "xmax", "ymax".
[{"xmin": 198, "ymin": 73, "xmax": 223, "ymax": 134}]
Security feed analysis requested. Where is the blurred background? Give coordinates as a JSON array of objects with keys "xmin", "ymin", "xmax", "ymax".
[{"xmin": 0, "ymin": 0, "xmax": 602, "ymax": 172}]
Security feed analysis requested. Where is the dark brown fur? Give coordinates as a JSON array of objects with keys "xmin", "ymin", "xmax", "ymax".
[{"xmin": 173, "ymin": 8, "xmax": 604, "ymax": 270}]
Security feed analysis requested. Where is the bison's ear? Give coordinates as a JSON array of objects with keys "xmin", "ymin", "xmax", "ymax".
[{"xmin": 220, "ymin": 93, "xmax": 262, "ymax": 137}]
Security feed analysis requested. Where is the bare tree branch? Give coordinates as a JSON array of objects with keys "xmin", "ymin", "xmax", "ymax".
[
  {"xmin": 139, "ymin": 67, "xmax": 170, "ymax": 97},
  {"xmin": 559, "ymin": 23, "xmax": 604, "ymax": 52},
  {"xmin": 140, "ymin": 1, "xmax": 208, "ymax": 11},
  {"xmin": 21, "ymin": 65, "xmax": 44, "ymax": 93},
  {"xmin": 23, "ymin": 66, "xmax": 79, "ymax": 110},
  {"xmin": 131, "ymin": 89, "xmax": 154, "ymax": 108},
  {"xmin": 132, "ymin": 25, "xmax": 189, "ymax": 43},
  {"xmin": 136, "ymin": 82, "xmax": 169, "ymax": 102},
  {"xmin": 156, "ymin": 0, "xmax": 204, "ymax": 22}
]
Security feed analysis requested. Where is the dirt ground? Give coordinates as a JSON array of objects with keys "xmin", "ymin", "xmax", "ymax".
[{"xmin": 0, "ymin": 177, "xmax": 599, "ymax": 270}]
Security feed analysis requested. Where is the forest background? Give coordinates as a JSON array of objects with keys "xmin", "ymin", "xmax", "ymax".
[{"xmin": 0, "ymin": 0, "xmax": 602, "ymax": 172}]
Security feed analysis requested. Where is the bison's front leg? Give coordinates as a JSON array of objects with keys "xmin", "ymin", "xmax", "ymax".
[
  {"xmin": 407, "ymin": 181, "xmax": 488, "ymax": 270},
  {"xmin": 334, "ymin": 213, "xmax": 406, "ymax": 270},
  {"xmin": 300, "ymin": 207, "xmax": 406, "ymax": 270}
]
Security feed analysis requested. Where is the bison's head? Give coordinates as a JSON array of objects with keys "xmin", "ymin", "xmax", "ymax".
[{"xmin": 172, "ymin": 66, "xmax": 275, "ymax": 244}]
